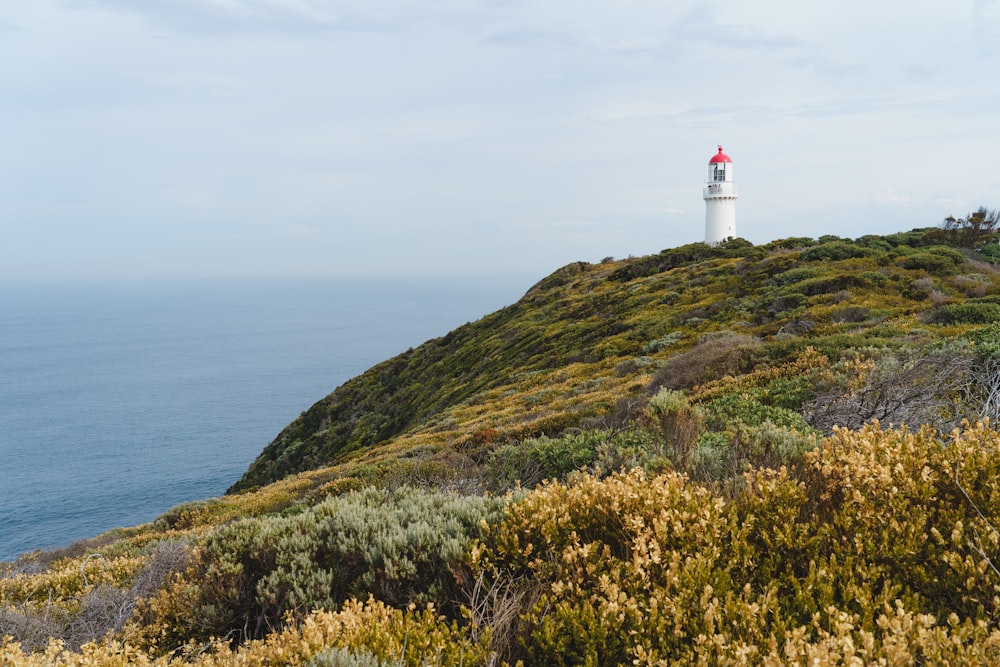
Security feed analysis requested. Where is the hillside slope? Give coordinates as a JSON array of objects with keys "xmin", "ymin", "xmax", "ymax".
[{"xmin": 233, "ymin": 227, "xmax": 1000, "ymax": 491}]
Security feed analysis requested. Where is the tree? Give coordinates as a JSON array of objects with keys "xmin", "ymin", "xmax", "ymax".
[{"xmin": 938, "ymin": 207, "xmax": 999, "ymax": 247}]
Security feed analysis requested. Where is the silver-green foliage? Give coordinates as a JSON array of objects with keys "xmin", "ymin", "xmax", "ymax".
[
  {"xmin": 181, "ymin": 486, "xmax": 506, "ymax": 640},
  {"xmin": 306, "ymin": 647, "xmax": 403, "ymax": 667}
]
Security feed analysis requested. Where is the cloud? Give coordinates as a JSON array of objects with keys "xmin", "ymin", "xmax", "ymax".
[
  {"xmin": 67, "ymin": 0, "xmax": 379, "ymax": 34},
  {"xmin": 876, "ymin": 188, "xmax": 968, "ymax": 212},
  {"xmin": 4, "ymin": 1, "xmax": 998, "ymax": 280},
  {"xmin": 877, "ymin": 187, "xmax": 912, "ymax": 205},
  {"xmin": 66, "ymin": 0, "xmax": 521, "ymax": 38}
]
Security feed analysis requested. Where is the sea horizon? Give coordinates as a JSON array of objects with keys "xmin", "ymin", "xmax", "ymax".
[{"xmin": 0, "ymin": 275, "xmax": 533, "ymax": 562}]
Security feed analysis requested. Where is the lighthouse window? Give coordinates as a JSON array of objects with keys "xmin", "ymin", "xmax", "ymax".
[{"xmin": 713, "ymin": 165, "xmax": 726, "ymax": 182}]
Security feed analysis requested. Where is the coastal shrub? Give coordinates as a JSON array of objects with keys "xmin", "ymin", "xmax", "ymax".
[
  {"xmin": 857, "ymin": 270, "xmax": 888, "ymax": 285},
  {"xmin": 855, "ymin": 235, "xmax": 893, "ymax": 252},
  {"xmin": 768, "ymin": 290, "xmax": 807, "ymax": 315},
  {"xmin": 485, "ymin": 428, "xmax": 664, "ymax": 493},
  {"xmin": 0, "ymin": 599, "xmax": 492, "ymax": 667},
  {"xmin": 476, "ymin": 423, "xmax": 1000, "ymax": 666},
  {"xmin": 693, "ymin": 422, "xmax": 817, "ymax": 484},
  {"xmin": 740, "ymin": 421, "xmax": 816, "ymax": 470},
  {"xmin": 928, "ymin": 301, "xmax": 1000, "ymax": 324},
  {"xmin": 762, "ymin": 373, "xmax": 819, "ymax": 410},
  {"xmin": 306, "ymin": 646, "xmax": 403, "ymax": 667},
  {"xmin": 792, "ymin": 273, "xmax": 866, "ymax": 296},
  {"xmin": 831, "ymin": 304, "xmax": 871, "ymax": 323},
  {"xmin": 702, "ymin": 393, "xmax": 814, "ymax": 434},
  {"xmin": 966, "ymin": 322, "xmax": 1000, "ymax": 359},
  {"xmin": 486, "ymin": 432, "xmax": 602, "ymax": 490},
  {"xmin": 772, "ymin": 266, "xmax": 820, "ymax": 286},
  {"xmin": 643, "ymin": 389, "xmax": 704, "ymax": 472},
  {"xmin": 762, "ymin": 236, "xmax": 815, "ymax": 250},
  {"xmin": 800, "ymin": 241, "xmax": 875, "ymax": 262},
  {"xmin": 136, "ymin": 487, "xmax": 506, "ymax": 648},
  {"xmin": 647, "ymin": 333, "xmax": 763, "ymax": 393},
  {"xmin": 805, "ymin": 345, "xmax": 979, "ymax": 433},
  {"xmin": 796, "ymin": 423, "xmax": 1000, "ymax": 622},
  {"xmin": 953, "ymin": 273, "xmax": 991, "ymax": 297},
  {"xmin": 899, "ymin": 246, "xmax": 965, "ymax": 275},
  {"xmin": 0, "ymin": 604, "xmax": 67, "ymax": 654},
  {"xmin": 980, "ymin": 242, "xmax": 1000, "ymax": 262},
  {"xmin": 934, "ymin": 207, "xmax": 1000, "ymax": 247},
  {"xmin": 612, "ymin": 356, "xmax": 655, "ymax": 376},
  {"xmin": 691, "ymin": 431, "xmax": 729, "ymax": 481},
  {"xmin": 881, "ymin": 227, "xmax": 936, "ymax": 247},
  {"xmin": 483, "ymin": 469, "xmax": 729, "ymax": 665},
  {"xmin": 641, "ymin": 332, "xmax": 682, "ymax": 354},
  {"xmin": 0, "ymin": 539, "xmax": 188, "ymax": 653}
]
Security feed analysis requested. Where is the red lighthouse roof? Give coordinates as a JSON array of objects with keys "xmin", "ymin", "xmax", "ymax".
[{"xmin": 709, "ymin": 145, "xmax": 732, "ymax": 163}]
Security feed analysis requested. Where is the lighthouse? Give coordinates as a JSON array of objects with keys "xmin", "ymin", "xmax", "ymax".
[{"xmin": 703, "ymin": 145, "xmax": 737, "ymax": 245}]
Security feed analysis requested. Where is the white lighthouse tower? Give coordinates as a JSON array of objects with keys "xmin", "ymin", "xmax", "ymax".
[{"xmin": 703, "ymin": 145, "xmax": 737, "ymax": 245}]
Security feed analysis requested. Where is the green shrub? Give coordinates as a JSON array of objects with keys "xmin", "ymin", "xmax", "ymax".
[
  {"xmin": 641, "ymin": 332, "xmax": 683, "ymax": 354},
  {"xmin": 692, "ymin": 421, "xmax": 818, "ymax": 482},
  {"xmin": 979, "ymin": 242, "xmax": 1000, "ymax": 262},
  {"xmin": 486, "ymin": 432, "xmax": 602, "ymax": 490},
  {"xmin": 929, "ymin": 302, "xmax": 1000, "ymax": 324},
  {"xmin": 307, "ymin": 647, "xmax": 403, "ymax": 667},
  {"xmin": 742, "ymin": 421, "xmax": 817, "ymax": 469},
  {"xmin": 793, "ymin": 273, "xmax": 866, "ymax": 296},
  {"xmin": 857, "ymin": 270, "xmax": 888, "ymax": 286},
  {"xmin": 643, "ymin": 389, "xmax": 705, "ymax": 472},
  {"xmin": 762, "ymin": 374, "xmax": 818, "ymax": 410},
  {"xmin": 703, "ymin": 393, "xmax": 816, "ymax": 434},
  {"xmin": 772, "ymin": 267, "xmax": 820, "ymax": 286},
  {"xmin": 966, "ymin": 322, "xmax": 1000, "ymax": 360},
  {"xmin": 613, "ymin": 356, "xmax": 656, "ymax": 376},
  {"xmin": 763, "ymin": 237, "xmax": 815, "ymax": 250},
  {"xmin": 691, "ymin": 431, "xmax": 728, "ymax": 481},
  {"xmin": 140, "ymin": 487, "xmax": 506, "ymax": 647},
  {"xmin": 800, "ymin": 241, "xmax": 876, "ymax": 262},
  {"xmin": 768, "ymin": 290, "xmax": 807, "ymax": 315},
  {"xmin": 855, "ymin": 236, "xmax": 893, "ymax": 252},
  {"xmin": 900, "ymin": 246, "xmax": 965, "ymax": 275},
  {"xmin": 882, "ymin": 227, "xmax": 940, "ymax": 247}
]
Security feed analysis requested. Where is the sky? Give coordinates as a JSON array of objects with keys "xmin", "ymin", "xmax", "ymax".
[{"xmin": 2, "ymin": 1, "xmax": 999, "ymax": 280}]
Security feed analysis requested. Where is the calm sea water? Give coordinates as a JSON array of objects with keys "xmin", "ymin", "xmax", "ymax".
[{"xmin": 0, "ymin": 277, "xmax": 530, "ymax": 562}]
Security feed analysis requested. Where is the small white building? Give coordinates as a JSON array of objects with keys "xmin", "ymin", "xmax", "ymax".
[{"xmin": 703, "ymin": 146, "xmax": 737, "ymax": 245}]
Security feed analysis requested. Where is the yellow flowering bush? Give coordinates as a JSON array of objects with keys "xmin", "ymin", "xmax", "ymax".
[
  {"xmin": 479, "ymin": 422, "xmax": 1000, "ymax": 665},
  {"xmin": 1, "ymin": 599, "xmax": 490, "ymax": 666}
]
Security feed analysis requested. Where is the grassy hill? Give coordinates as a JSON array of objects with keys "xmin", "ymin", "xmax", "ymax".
[
  {"xmin": 234, "ymin": 226, "xmax": 1000, "ymax": 492},
  {"xmin": 3, "ymin": 223, "xmax": 1000, "ymax": 665}
]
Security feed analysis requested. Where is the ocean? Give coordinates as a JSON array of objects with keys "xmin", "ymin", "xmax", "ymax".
[{"xmin": 0, "ymin": 276, "xmax": 530, "ymax": 563}]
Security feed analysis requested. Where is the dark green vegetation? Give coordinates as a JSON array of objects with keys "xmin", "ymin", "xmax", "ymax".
[{"xmin": 4, "ymin": 214, "xmax": 1000, "ymax": 665}]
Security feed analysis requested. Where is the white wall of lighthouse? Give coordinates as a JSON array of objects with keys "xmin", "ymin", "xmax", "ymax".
[{"xmin": 703, "ymin": 146, "xmax": 737, "ymax": 246}]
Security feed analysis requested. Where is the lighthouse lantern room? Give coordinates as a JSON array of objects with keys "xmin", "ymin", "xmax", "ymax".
[{"xmin": 703, "ymin": 145, "xmax": 737, "ymax": 246}]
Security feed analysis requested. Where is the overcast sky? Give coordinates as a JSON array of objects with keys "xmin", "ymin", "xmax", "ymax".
[{"xmin": 2, "ymin": 1, "xmax": 999, "ymax": 280}]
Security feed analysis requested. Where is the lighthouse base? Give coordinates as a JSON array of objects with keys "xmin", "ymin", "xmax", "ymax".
[{"xmin": 704, "ymin": 196, "xmax": 736, "ymax": 246}]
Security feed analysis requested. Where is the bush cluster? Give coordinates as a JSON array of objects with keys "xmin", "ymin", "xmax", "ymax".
[
  {"xmin": 648, "ymin": 333, "xmax": 763, "ymax": 393},
  {"xmin": 479, "ymin": 422, "xmax": 1000, "ymax": 665},
  {"xmin": 136, "ymin": 487, "xmax": 506, "ymax": 650},
  {"xmin": 929, "ymin": 301, "xmax": 1000, "ymax": 324},
  {"xmin": 900, "ymin": 248, "xmax": 965, "ymax": 275},
  {"xmin": 800, "ymin": 241, "xmax": 879, "ymax": 262},
  {"xmin": 4, "ymin": 424, "xmax": 1000, "ymax": 665}
]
